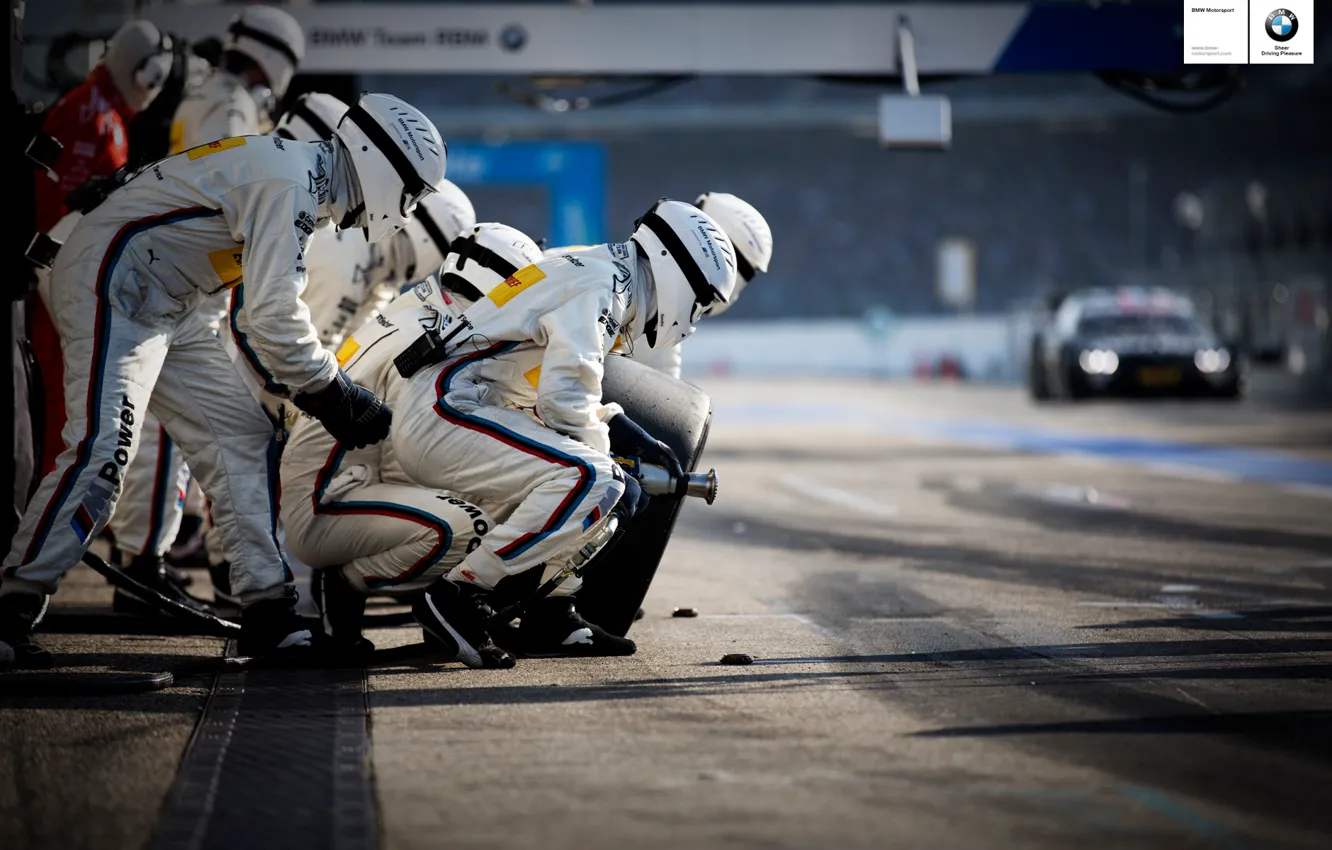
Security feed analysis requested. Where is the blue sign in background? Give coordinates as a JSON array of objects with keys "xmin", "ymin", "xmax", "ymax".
[{"xmin": 444, "ymin": 142, "xmax": 606, "ymax": 248}]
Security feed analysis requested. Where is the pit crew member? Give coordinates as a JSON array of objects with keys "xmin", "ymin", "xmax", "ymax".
[
  {"xmin": 0, "ymin": 93, "xmax": 448, "ymax": 670},
  {"xmin": 390, "ymin": 199, "xmax": 736, "ymax": 668}
]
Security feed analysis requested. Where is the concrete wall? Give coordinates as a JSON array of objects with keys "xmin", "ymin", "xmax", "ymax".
[{"xmin": 677, "ymin": 316, "xmax": 1019, "ymax": 380}]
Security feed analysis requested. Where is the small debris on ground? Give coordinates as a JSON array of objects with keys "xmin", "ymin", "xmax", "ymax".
[
  {"xmin": 672, "ymin": 607, "xmax": 698, "ymax": 618},
  {"xmin": 720, "ymin": 653, "xmax": 754, "ymax": 665}
]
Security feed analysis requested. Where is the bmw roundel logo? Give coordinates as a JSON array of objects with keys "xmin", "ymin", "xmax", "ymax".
[
  {"xmin": 1265, "ymin": 9, "xmax": 1298, "ymax": 42},
  {"xmin": 500, "ymin": 24, "xmax": 527, "ymax": 52}
]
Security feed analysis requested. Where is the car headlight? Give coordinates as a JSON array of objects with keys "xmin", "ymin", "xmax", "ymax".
[
  {"xmin": 1194, "ymin": 348, "xmax": 1231, "ymax": 373},
  {"xmin": 1078, "ymin": 349, "xmax": 1119, "ymax": 375}
]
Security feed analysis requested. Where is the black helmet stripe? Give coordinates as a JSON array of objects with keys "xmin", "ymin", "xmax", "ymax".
[
  {"xmin": 344, "ymin": 104, "xmax": 430, "ymax": 201},
  {"xmin": 414, "ymin": 205, "xmax": 453, "ymax": 265},
  {"xmin": 228, "ymin": 20, "xmax": 300, "ymax": 66},
  {"xmin": 640, "ymin": 212, "xmax": 722, "ymax": 307},
  {"xmin": 289, "ymin": 98, "xmax": 335, "ymax": 140},
  {"xmin": 446, "ymin": 234, "xmax": 519, "ymax": 280}
]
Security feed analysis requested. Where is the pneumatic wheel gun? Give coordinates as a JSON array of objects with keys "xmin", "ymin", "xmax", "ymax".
[{"xmin": 613, "ymin": 456, "xmax": 718, "ymax": 505}]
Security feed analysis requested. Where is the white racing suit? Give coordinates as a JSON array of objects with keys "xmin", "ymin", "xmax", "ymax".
[
  {"xmin": 391, "ymin": 246, "xmax": 635, "ymax": 592},
  {"xmin": 280, "ymin": 278, "xmax": 496, "ymax": 595},
  {"xmin": 2, "ymin": 135, "xmax": 339, "ymax": 601},
  {"xmin": 298, "ymin": 225, "xmax": 396, "ymax": 350},
  {"xmin": 545, "ymin": 244, "xmax": 688, "ymax": 380},
  {"xmin": 106, "ymin": 69, "xmax": 274, "ymax": 562}
]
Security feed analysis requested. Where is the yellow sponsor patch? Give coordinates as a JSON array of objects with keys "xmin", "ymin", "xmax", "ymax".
[
  {"xmin": 335, "ymin": 337, "xmax": 361, "ymax": 367},
  {"xmin": 168, "ymin": 120, "xmax": 185, "ymax": 156},
  {"xmin": 486, "ymin": 264, "xmax": 546, "ymax": 308},
  {"xmin": 186, "ymin": 137, "xmax": 247, "ymax": 160},
  {"xmin": 524, "ymin": 365, "xmax": 542, "ymax": 388},
  {"xmin": 208, "ymin": 246, "xmax": 244, "ymax": 289}
]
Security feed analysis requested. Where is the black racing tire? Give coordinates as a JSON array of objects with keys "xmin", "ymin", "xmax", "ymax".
[
  {"xmin": 1026, "ymin": 336, "xmax": 1051, "ymax": 401},
  {"xmin": 1063, "ymin": 365, "xmax": 1091, "ymax": 401},
  {"xmin": 1027, "ymin": 353, "xmax": 1051, "ymax": 402},
  {"xmin": 575, "ymin": 356, "xmax": 713, "ymax": 638}
]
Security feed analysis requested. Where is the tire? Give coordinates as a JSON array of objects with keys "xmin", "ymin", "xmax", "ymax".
[
  {"xmin": 1025, "ymin": 335, "xmax": 1050, "ymax": 401},
  {"xmin": 1063, "ymin": 365, "xmax": 1091, "ymax": 401},
  {"xmin": 1027, "ymin": 350, "xmax": 1051, "ymax": 401},
  {"xmin": 574, "ymin": 356, "xmax": 713, "ymax": 637}
]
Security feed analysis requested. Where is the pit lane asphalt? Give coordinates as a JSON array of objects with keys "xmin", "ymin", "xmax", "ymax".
[{"xmin": 3, "ymin": 379, "xmax": 1330, "ymax": 850}]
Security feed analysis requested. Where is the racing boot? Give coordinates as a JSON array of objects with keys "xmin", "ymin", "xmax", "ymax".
[
  {"xmin": 0, "ymin": 591, "xmax": 54, "ymax": 671},
  {"xmin": 116, "ymin": 541, "xmax": 196, "ymax": 589},
  {"xmin": 504, "ymin": 597, "xmax": 636, "ymax": 658},
  {"xmin": 237, "ymin": 589, "xmax": 328, "ymax": 660},
  {"xmin": 112, "ymin": 552, "xmax": 215, "ymax": 618},
  {"xmin": 207, "ymin": 560, "xmax": 242, "ymax": 618},
  {"xmin": 412, "ymin": 578, "xmax": 515, "ymax": 669},
  {"xmin": 311, "ymin": 567, "xmax": 375, "ymax": 658}
]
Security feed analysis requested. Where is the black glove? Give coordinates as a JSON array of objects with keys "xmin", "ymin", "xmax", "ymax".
[
  {"xmin": 607, "ymin": 413, "xmax": 683, "ymax": 480},
  {"xmin": 293, "ymin": 369, "xmax": 392, "ymax": 449},
  {"xmin": 613, "ymin": 472, "xmax": 650, "ymax": 521}
]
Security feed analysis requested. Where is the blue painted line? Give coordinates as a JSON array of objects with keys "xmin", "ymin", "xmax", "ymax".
[
  {"xmin": 1117, "ymin": 785, "xmax": 1251, "ymax": 850},
  {"xmin": 716, "ymin": 404, "xmax": 1332, "ymax": 488}
]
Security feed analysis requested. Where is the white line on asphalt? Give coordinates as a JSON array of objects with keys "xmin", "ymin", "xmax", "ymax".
[
  {"xmin": 779, "ymin": 474, "xmax": 898, "ymax": 518},
  {"xmin": 1057, "ymin": 452, "xmax": 1110, "ymax": 467},
  {"xmin": 1076, "ymin": 601, "xmax": 1173, "ymax": 608},
  {"xmin": 1280, "ymin": 483, "xmax": 1332, "ymax": 500},
  {"xmin": 1161, "ymin": 584, "xmax": 1200, "ymax": 593},
  {"xmin": 1142, "ymin": 462, "xmax": 1240, "ymax": 483}
]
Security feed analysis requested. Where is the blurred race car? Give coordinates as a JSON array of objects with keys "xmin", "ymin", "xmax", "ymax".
[{"xmin": 1028, "ymin": 287, "xmax": 1243, "ymax": 401}]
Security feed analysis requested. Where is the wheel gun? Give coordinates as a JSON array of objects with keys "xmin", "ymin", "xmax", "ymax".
[{"xmin": 613, "ymin": 456, "xmax": 718, "ymax": 505}]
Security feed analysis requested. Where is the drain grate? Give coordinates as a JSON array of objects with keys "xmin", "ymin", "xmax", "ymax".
[{"xmin": 152, "ymin": 648, "xmax": 375, "ymax": 850}]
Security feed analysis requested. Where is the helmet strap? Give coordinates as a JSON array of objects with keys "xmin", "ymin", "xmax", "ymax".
[
  {"xmin": 735, "ymin": 250, "xmax": 757, "ymax": 284},
  {"xmin": 339, "ymin": 203, "xmax": 363, "ymax": 231},
  {"xmin": 329, "ymin": 137, "xmax": 365, "ymax": 231}
]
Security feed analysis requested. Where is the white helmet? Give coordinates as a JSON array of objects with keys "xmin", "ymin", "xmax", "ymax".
[
  {"xmin": 631, "ymin": 199, "xmax": 737, "ymax": 350},
  {"xmin": 542, "ymin": 244, "xmax": 593, "ymax": 259},
  {"xmin": 274, "ymin": 91, "xmax": 348, "ymax": 141},
  {"xmin": 103, "ymin": 20, "xmax": 174, "ymax": 112},
  {"xmin": 224, "ymin": 5, "xmax": 305, "ymax": 100},
  {"xmin": 334, "ymin": 93, "xmax": 448, "ymax": 244},
  {"xmin": 439, "ymin": 222, "xmax": 544, "ymax": 306},
  {"xmin": 695, "ymin": 192, "xmax": 771, "ymax": 315},
  {"xmin": 400, "ymin": 179, "xmax": 477, "ymax": 281}
]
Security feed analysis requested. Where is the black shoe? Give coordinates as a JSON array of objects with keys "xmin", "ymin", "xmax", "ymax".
[
  {"xmin": 312, "ymin": 568, "xmax": 374, "ymax": 657},
  {"xmin": 118, "ymin": 541, "xmax": 196, "ymax": 588},
  {"xmin": 237, "ymin": 590, "xmax": 326, "ymax": 659},
  {"xmin": 113, "ymin": 553, "xmax": 215, "ymax": 617},
  {"xmin": 505, "ymin": 597, "xmax": 636, "ymax": 658},
  {"xmin": 207, "ymin": 560, "xmax": 242, "ymax": 617},
  {"xmin": 412, "ymin": 579, "xmax": 515, "ymax": 669},
  {"xmin": 0, "ymin": 592, "xmax": 55, "ymax": 671}
]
